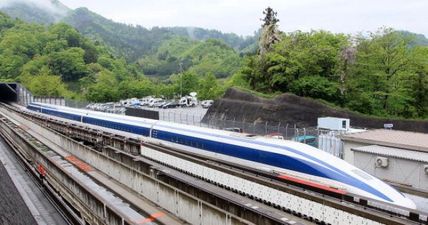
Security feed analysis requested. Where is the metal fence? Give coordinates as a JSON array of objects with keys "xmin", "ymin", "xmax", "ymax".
[
  {"xmin": 158, "ymin": 110, "xmax": 319, "ymax": 141},
  {"xmin": 65, "ymin": 99, "xmax": 90, "ymax": 109},
  {"xmin": 159, "ymin": 110, "xmax": 345, "ymax": 157},
  {"xmin": 32, "ymin": 98, "xmax": 344, "ymax": 157},
  {"xmin": 32, "ymin": 97, "xmax": 89, "ymax": 109},
  {"xmin": 33, "ymin": 96, "xmax": 66, "ymax": 106}
]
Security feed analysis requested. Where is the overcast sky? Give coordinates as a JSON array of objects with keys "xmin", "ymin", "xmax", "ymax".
[{"xmin": 60, "ymin": 0, "xmax": 427, "ymax": 37}]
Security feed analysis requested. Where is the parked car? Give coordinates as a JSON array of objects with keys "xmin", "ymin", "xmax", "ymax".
[
  {"xmin": 293, "ymin": 135, "xmax": 318, "ymax": 147},
  {"xmin": 150, "ymin": 99, "xmax": 166, "ymax": 107},
  {"xmin": 148, "ymin": 98, "xmax": 163, "ymax": 107},
  {"xmin": 224, "ymin": 127, "xmax": 243, "ymax": 133},
  {"xmin": 179, "ymin": 96, "xmax": 198, "ymax": 107},
  {"xmin": 201, "ymin": 100, "xmax": 214, "ymax": 108},
  {"xmin": 161, "ymin": 101, "xmax": 180, "ymax": 108},
  {"xmin": 140, "ymin": 96, "xmax": 154, "ymax": 106}
]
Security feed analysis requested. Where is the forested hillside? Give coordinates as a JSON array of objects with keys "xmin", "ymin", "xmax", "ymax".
[
  {"xmin": 0, "ymin": 13, "xmax": 225, "ymax": 102},
  {"xmin": 167, "ymin": 27, "xmax": 258, "ymax": 51},
  {"xmin": 1, "ymin": 1, "xmax": 428, "ymax": 119},
  {"xmin": 231, "ymin": 8, "xmax": 428, "ymax": 118},
  {"xmin": 62, "ymin": 7, "xmax": 172, "ymax": 62},
  {"xmin": 0, "ymin": 0, "xmax": 70, "ymax": 24},
  {"xmin": 1, "ymin": 1, "xmax": 251, "ymax": 81},
  {"xmin": 0, "ymin": 1, "xmax": 254, "ymax": 62},
  {"xmin": 139, "ymin": 37, "xmax": 242, "ymax": 77},
  {"xmin": 0, "ymin": 12, "xmax": 142, "ymax": 99}
]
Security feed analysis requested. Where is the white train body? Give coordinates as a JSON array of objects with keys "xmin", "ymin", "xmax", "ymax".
[{"xmin": 27, "ymin": 102, "xmax": 416, "ymax": 209}]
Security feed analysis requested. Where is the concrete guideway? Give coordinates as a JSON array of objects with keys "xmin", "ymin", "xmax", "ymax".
[
  {"xmin": 0, "ymin": 111, "xmax": 183, "ymax": 225},
  {"xmin": 8, "ymin": 104, "xmax": 312, "ymax": 225},
  {"xmin": 5, "ymin": 102, "xmax": 427, "ymax": 224},
  {"xmin": 1, "ymin": 105, "xmax": 265, "ymax": 225},
  {"xmin": 0, "ymin": 139, "xmax": 39, "ymax": 225},
  {"xmin": 0, "ymin": 138, "xmax": 68, "ymax": 225}
]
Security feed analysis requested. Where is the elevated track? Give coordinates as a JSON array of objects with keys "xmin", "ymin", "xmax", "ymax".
[{"xmin": 1, "ymin": 102, "xmax": 427, "ymax": 225}]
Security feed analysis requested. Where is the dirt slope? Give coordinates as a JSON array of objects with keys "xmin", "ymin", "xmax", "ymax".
[{"xmin": 204, "ymin": 88, "xmax": 428, "ymax": 133}]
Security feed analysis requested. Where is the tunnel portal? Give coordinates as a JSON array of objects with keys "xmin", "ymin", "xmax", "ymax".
[{"xmin": 0, "ymin": 83, "xmax": 18, "ymax": 103}]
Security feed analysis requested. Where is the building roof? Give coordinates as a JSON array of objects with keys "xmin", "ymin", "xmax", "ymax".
[
  {"xmin": 352, "ymin": 145, "xmax": 428, "ymax": 163},
  {"xmin": 341, "ymin": 129, "xmax": 428, "ymax": 152}
]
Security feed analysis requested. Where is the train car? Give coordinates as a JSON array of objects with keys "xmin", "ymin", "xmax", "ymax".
[{"xmin": 27, "ymin": 102, "xmax": 416, "ymax": 209}]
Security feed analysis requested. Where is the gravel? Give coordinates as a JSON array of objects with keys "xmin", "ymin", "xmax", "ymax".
[{"xmin": 0, "ymin": 138, "xmax": 37, "ymax": 225}]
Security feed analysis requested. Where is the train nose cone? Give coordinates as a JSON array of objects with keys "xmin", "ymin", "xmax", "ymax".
[{"xmin": 399, "ymin": 195, "xmax": 417, "ymax": 210}]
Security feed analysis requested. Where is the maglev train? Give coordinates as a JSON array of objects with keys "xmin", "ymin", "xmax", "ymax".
[{"xmin": 27, "ymin": 102, "xmax": 416, "ymax": 209}]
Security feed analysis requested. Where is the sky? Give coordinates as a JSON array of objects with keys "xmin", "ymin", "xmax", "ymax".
[{"xmin": 54, "ymin": 0, "xmax": 428, "ymax": 36}]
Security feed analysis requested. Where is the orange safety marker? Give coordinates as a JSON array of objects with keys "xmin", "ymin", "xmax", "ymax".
[
  {"xmin": 137, "ymin": 212, "xmax": 165, "ymax": 224},
  {"xmin": 65, "ymin": 155, "xmax": 93, "ymax": 172},
  {"xmin": 37, "ymin": 164, "xmax": 46, "ymax": 177},
  {"xmin": 277, "ymin": 174, "xmax": 347, "ymax": 195}
]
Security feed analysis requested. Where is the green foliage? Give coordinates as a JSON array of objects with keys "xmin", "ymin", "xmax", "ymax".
[
  {"xmin": 0, "ymin": 13, "xmax": 145, "ymax": 102},
  {"xmin": 410, "ymin": 46, "xmax": 428, "ymax": 116},
  {"xmin": 167, "ymin": 27, "xmax": 256, "ymax": 51},
  {"xmin": 49, "ymin": 47, "xmax": 88, "ymax": 81},
  {"xmin": 198, "ymin": 73, "xmax": 224, "ymax": 100},
  {"xmin": 239, "ymin": 4, "xmax": 428, "ymax": 119},
  {"xmin": 85, "ymin": 69, "xmax": 119, "ymax": 102},
  {"xmin": 2, "ymin": 3, "xmax": 428, "ymax": 119},
  {"xmin": 241, "ymin": 30, "xmax": 347, "ymax": 94},
  {"xmin": 225, "ymin": 71, "xmax": 250, "ymax": 90},
  {"xmin": 118, "ymin": 78, "xmax": 155, "ymax": 99},
  {"xmin": 61, "ymin": 8, "xmax": 253, "ymax": 63},
  {"xmin": 346, "ymin": 28, "xmax": 422, "ymax": 117},
  {"xmin": 170, "ymin": 72, "xmax": 200, "ymax": 96},
  {"xmin": 157, "ymin": 72, "xmax": 226, "ymax": 100},
  {"xmin": 0, "ymin": 1, "xmax": 70, "ymax": 24},
  {"xmin": 290, "ymin": 76, "xmax": 339, "ymax": 102},
  {"xmin": 185, "ymin": 39, "xmax": 242, "ymax": 78},
  {"xmin": 241, "ymin": 26, "xmax": 428, "ymax": 118},
  {"xmin": 140, "ymin": 37, "xmax": 242, "ymax": 78},
  {"xmin": 21, "ymin": 67, "xmax": 69, "ymax": 97}
]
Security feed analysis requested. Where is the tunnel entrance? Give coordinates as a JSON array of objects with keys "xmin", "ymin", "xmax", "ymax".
[
  {"xmin": 0, "ymin": 83, "xmax": 33, "ymax": 106},
  {"xmin": 0, "ymin": 83, "xmax": 18, "ymax": 103}
]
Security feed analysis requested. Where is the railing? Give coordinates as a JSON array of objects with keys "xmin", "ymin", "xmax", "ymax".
[{"xmin": 30, "ymin": 99, "xmax": 345, "ymax": 158}]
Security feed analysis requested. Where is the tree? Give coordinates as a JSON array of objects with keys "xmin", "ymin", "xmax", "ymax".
[
  {"xmin": 49, "ymin": 23, "xmax": 81, "ymax": 47},
  {"xmin": 347, "ymin": 28, "xmax": 415, "ymax": 117},
  {"xmin": 49, "ymin": 47, "xmax": 88, "ymax": 81},
  {"xmin": 23, "ymin": 67, "xmax": 68, "ymax": 97},
  {"xmin": 0, "ymin": 53, "xmax": 25, "ymax": 79},
  {"xmin": 290, "ymin": 76, "xmax": 339, "ymax": 102},
  {"xmin": 171, "ymin": 72, "xmax": 200, "ymax": 97},
  {"xmin": 409, "ymin": 46, "xmax": 428, "ymax": 117},
  {"xmin": 86, "ymin": 69, "xmax": 119, "ymax": 102},
  {"xmin": 259, "ymin": 7, "xmax": 280, "ymax": 55},
  {"xmin": 239, "ymin": 8, "xmax": 281, "ymax": 92},
  {"xmin": 118, "ymin": 78, "xmax": 155, "ymax": 99},
  {"xmin": 337, "ymin": 45, "xmax": 356, "ymax": 103},
  {"xmin": 198, "ymin": 73, "xmax": 224, "ymax": 100}
]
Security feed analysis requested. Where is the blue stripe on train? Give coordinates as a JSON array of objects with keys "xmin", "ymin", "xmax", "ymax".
[
  {"xmin": 153, "ymin": 129, "xmax": 391, "ymax": 202},
  {"xmin": 27, "ymin": 105, "xmax": 392, "ymax": 202}
]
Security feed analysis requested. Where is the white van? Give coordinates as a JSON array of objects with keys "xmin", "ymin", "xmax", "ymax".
[{"xmin": 201, "ymin": 100, "xmax": 214, "ymax": 108}]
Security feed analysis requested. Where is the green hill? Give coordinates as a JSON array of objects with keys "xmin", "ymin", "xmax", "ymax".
[
  {"xmin": 62, "ymin": 8, "xmax": 253, "ymax": 63},
  {"xmin": 62, "ymin": 7, "xmax": 172, "ymax": 62},
  {"xmin": 0, "ymin": 0, "xmax": 70, "ymax": 24},
  {"xmin": 139, "ymin": 37, "xmax": 242, "ymax": 78},
  {"xmin": 0, "ymin": 12, "xmax": 145, "ymax": 101},
  {"xmin": 0, "ymin": 1, "xmax": 254, "ymax": 63}
]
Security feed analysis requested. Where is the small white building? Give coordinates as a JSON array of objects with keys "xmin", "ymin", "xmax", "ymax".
[
  {"xmin": 316, "ymin": 117, "xmax": 364, "ymax": 158},
  {"xmin": 341, "ymin": 129, "xmax": 428, "ymax": 194},
  {"xmin": 317, "ymin": 117, "xmax": 350, "ymax": 131}
]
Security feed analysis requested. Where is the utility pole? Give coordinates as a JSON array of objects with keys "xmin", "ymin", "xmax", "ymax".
[{"xmin": 179, "ymin": 62, "xmax": 183, "ymax": 98}]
